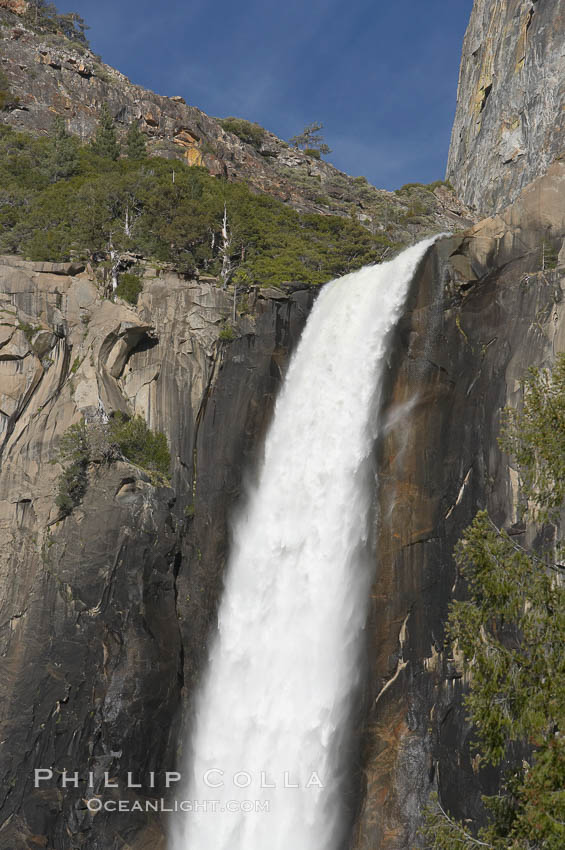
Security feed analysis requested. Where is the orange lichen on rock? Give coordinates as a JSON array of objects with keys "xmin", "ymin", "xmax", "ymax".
[
  {"xmin": 173, "ymin": 129, "xmax": 203, "ymax": 166},
  {"xmin": 0, "ymin": 0, "xmax": 28, "ymax": 15}
]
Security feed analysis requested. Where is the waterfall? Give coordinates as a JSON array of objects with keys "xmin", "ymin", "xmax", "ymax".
[{"xmin": 171, "ymin": 237, "xmax": 438, "ymax": 850}]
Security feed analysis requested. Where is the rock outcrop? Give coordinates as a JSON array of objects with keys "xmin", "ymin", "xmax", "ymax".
[
  {"xmin": 0, "ymin": 259, "xmax": 315, "ymax": 849},
  {"xmin": 447, "ymin": 0, "xmax": 565, "ymax": 215},
  {"xmin": 0, "ymin": 1, "xmax": 28, "ymax": 15}
]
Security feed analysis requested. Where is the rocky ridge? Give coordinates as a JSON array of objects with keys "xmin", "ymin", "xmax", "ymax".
[{"xmin": 0, "ymin": 3, "xmax": 472, "ymax": 247}]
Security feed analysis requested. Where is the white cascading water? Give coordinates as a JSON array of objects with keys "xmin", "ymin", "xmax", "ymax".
[{"xmin": 171, "ymin": 237, "xmax": 438, "ymax": 850}]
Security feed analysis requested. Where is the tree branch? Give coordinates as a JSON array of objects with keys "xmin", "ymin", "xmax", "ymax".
[
  {"xmin": 435, "ymin": 799, "xmax": 494, "ymax": 848},
  {"xmin": 486, "ymin": 516, "xmax": 565, "ymax": 574}
]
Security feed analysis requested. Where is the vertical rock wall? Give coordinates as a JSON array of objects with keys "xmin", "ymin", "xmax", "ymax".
[
  {"xmin": 0, "ymin": 259, "xmax": 314, "ymax": 849},
  {"xmin": 447, "ymin": 0, "xmax": 565, "ymax": 215},
  {"xmin": 353, "ymin": 163, "xmax": 565, "ymax": 848}
]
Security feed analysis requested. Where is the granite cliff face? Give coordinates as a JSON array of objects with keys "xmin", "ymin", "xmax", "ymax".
[
  {"xmin": 0, "ymin": 257, "xmax": 314, "ymax": 849},
  {"xmin": 447, "ymin": 0, "xmax": 565, "ymax": 215},
  {"xmin": 353, "ymin": 162, "xmax": 565, "ymax": 849}
]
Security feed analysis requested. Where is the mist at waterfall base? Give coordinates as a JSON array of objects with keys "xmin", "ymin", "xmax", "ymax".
[{"xmin": 170, "ymin": 238, "xmax": 438, "ymax": 850}]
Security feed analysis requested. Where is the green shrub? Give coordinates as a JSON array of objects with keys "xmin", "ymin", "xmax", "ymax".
[
  {"xmin": 288, "ymin": 122, "xmax": 331, "ymax": 156},
  {"xmin": 219, "ymin": 117, "xmax": 265, "ymax": 148},
  {"xmin": 45, "ymin": 117, "xmax": 80, "ymax": 182},
  {"xmin": 396, "ymin": 182, "xmax": 426, "ymax": 192},
  {"xmin": 26, "ymin": 226, "xmax": 72, "ymax": 262},
  {"xmin": 304, "ymin": 148, "xmax": 321, "ymax": 160},
  {"xmin": 55, "ymin": 419, "xmax": 90, "ymax": 515},
  {"xmin": 108, "ymin": 413, "xmax": 170, "ymax": 480},
  {"xmin": 403, "ymin": 200, "xmax": 429, "ymax": 218},
  {"xmin": 353, "ymin": 175, "xmax": 368, "ymax": 185},
  {"xmin": 395, "ymin": 179, "xmax": 453, "ymax": 196},
  {"xmin": 94, "ymin": 64, "xmax": 110, "ymax": 83},
  {"xmin": 116, "ymin": 272, "xmax": 143, "ymax": 304},
  {"xmin": 218, "ymin": 322, "xmax": 236, "ymax": 341},
  {"xmin": 499, "ymin": 354, "xmax": 565, "ymax": 518},
  {"xmin": 17, "ymin": 321, "xmax": 40, "ymax": 343},
  {"xmin": 0, "ymin": 71, "xmax": 9, "ymax": 111},
  {"xmin": 427, "ymin": 179, "xmax": 453, "ymax": 191}
]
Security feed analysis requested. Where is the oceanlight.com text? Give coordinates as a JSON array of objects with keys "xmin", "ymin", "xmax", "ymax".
[{"xmin": 86, "ymin": 798, "xmax": 270, "ymax": 814}]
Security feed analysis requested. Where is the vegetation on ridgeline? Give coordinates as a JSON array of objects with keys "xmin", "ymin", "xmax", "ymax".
[
  {"xmin": 0, "ymin": 1, "xmax": 461, "ymax": 289},
  {"xmin": 0, "ymin": 117, "xmax": 396, "ymax": 287},
  {"xmin": 423, "ymin": 356, "xmax": 565, "ymax": 849},
  {"xmin": 394, "ymin": 181, "xmax": 454, "ymax": 222},
  {"xmin": 289, "ymin": 121, "xmax": 332, "ymax": 156},
  {"xmin": 0, "ymin": 1, "xmax": 452, "ymax": 282},
  {"xmin": 22, "ymin": 1, "xmax": 90, "ymax": 48},
  {"xmin": 219, "ymin": 117, "xmax": 265, "ymax": 149}
]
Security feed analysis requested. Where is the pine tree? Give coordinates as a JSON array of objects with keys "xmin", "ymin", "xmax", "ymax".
[
  {"xmin": 45, "ymin": 116, "xmax": 79, "ymax": 182},
  {"xmin": 91, "ymin": 104, "xmax": 120, "ymax": 161},
  {"xmin": 289, "ymin": 122, "xmax": 332, "ymax": 155},
  {"xmin": 126, "ymin": 122, "xmax": 147, "ymax": 160},
  {"xmin": 24, "ymin": 2, "xmax": 90, "ymax": 47},
  {"xmin": 57, "ymin": 12, "xmax": 90, "ymax": 47},
  {"xmin": 25, "ymin": 0, "xmax": 57, "ymax": 27},
  {"xmin": 422, "ymin": 355, "xmax": 565, "ymax": 850}
]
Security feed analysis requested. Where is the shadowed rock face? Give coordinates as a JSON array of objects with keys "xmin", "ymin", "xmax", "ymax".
[
  {"xmin": 352, "ymin": 164, "xmax": 565, "ymax": 849},
  {"xmin": 447, "ymin": 0, "xmax": 565, "ymax": 216}
]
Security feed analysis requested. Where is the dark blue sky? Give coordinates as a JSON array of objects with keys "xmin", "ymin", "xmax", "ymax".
[{"xmin": 62, "ymin": 0, "xmax": 473, "ymax": 190}]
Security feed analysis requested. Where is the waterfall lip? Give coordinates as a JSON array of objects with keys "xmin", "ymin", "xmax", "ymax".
[{"xmin": 170, "ymin": 235, "xmax": 445, "ymax": 850}]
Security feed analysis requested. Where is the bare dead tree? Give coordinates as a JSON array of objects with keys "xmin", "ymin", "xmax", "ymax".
[
  {"xmin": 219, "ymin": 203, "xmax": 232, "ymax": 289},
  {"xmin": 124, "ymin": 202, "xmax": 141, "ymax": 237}
]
